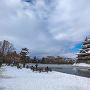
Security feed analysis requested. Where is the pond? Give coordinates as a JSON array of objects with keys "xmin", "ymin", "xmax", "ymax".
[
  {"xmin": 27, "ymin": 63, "xmax": 90, "ymax": 78},
  {"xmin": 52, "ymin": 67, "xmax": 90, "ymax": 78}
]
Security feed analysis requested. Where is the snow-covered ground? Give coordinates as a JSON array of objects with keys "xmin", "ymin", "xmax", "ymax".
[
  {"xmin": 0, "ymin": 66, "xmax": 90, "ymax": 90},
  {"xmin": 73, "ymin": 63, "xmax": 90, "ymax": 67}
]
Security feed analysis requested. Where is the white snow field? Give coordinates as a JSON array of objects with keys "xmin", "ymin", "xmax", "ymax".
[{"xmin": 0, "ymin": 66, "xmax": 90, "ymax": 90}]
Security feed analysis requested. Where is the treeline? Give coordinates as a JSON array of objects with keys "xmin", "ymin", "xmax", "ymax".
[{"xmin": 0, "ymin": 40, "xmax": 74, "ymax": 68}]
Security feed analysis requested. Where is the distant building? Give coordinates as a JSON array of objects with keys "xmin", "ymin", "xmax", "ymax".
[{"xmin": 77, "ymin": 37, "xmax": 90, "ymax": 61}]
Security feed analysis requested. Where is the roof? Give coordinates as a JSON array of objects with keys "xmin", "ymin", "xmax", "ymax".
[
  {"xmin": 76, "ymin": 53, "xmax": 86, "ymax": 55},
  {"xmin": 83, "ymin": 37, "xmax": 90, "ymax": 42},
  {"xmin": 86, "ymin": 50, "xmax": 90, "ymax": 53}
]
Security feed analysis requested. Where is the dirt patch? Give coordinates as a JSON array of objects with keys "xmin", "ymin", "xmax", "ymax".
[
  {"xmin": 0, "ymin": 67, "xmax": 14, "ymax": 90},
  {"xmin": 0, "ymin": 68, "xmax": 13, "ymax": 79},
  {"xmin": 0, "ymin": 68, "xmax": 6, "ymax": 74},
  {"xmin": 0, "ymin": 75, "xmax": 12, "ymax": 79}
]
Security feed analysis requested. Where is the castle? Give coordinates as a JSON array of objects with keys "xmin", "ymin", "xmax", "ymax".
[{"xmin": 77, "ymin": 37, "xmax": 90, "ymax": 61}]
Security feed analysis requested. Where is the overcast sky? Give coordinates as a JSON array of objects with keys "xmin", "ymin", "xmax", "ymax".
[{"xmin": 0, "ymin": 0, "xmax": 90, "ymax": 58}]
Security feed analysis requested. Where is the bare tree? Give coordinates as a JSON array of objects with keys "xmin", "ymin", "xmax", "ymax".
[
  {"xmin": 0, "ymin": 40, "xmax": 15, "ymax": 63},
  {"xmin": 0, "ymin": 40, "xmax": 15, "ymax": 55}
]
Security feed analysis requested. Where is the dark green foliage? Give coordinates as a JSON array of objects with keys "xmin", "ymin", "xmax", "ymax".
[
  {"xmin": 20, "ymin": 48, "xmax": 29, "ymax": 68},
  {"xmin": 26, "ymin": 65, "xmax": 29, "ymax": 69},
  {"xmin": 17, "ymin": 64, "xmax": 22, "ymax": 69},
  {"xmin": 0, "ymin": 51, "xmax": 3, "ymax": 62},
  {"xmin": 34, "ymin": 56, "xmax": 36, "ymax": 63},
  {"xmin": 42, "ymin": 57, "xmax": 45, "ymax": 63}
]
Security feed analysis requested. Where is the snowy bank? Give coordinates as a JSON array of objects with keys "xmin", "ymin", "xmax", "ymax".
[
  {"xmin": 73, "ymin": 63, "xmax": 90, "ymax": 67},
  {"xmin": 0, "ymin": 66, "xmax": 90, "ymax": 90}
]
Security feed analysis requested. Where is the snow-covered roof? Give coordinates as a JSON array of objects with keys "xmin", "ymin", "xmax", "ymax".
[
  {"xmin": 88, "ymin": 50, "xmax": 90, "ymax": 52},
  {"xmin": 82, "ymin": 44, "xmax": 90, "ymax": 46},
  {"xmin": 76, "ymin": 53, "xmax": 86, "ymax": 55},
  {"xmin": 83, "ymin": 38, "xmax": 90, "ymax": 43},
  {"xmin": 86, "ymin": 50, "xmax": 90, "ymax": 53},
  {"xmin": 79, "ymin": 49, "xmax": 82, "ymax": 50},
  {"xmin": 88, "ymin": 38, "xmax": 90, "ymax": 41},
  {"xmin": 86, "ymin": 44, "xmax": 90, "ymax": 45}
]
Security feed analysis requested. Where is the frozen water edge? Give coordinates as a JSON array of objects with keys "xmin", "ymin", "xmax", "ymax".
[{"xmin": 0, "ymin": 66, "xmax": 90, "ymax": 90}]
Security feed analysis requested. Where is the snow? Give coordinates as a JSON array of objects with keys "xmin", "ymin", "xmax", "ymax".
[
  {"xmin": 73, "ymin": 63, "xmax": 90, "ymax": 67},
  {"xmin": 0, "ymin": 66, "xmax": 90, "ymax": 90},
  {"xmin": 86, "ymin": 50, "xmax": 90, "ymax": 53},
  {"xmin": 76, "ymin": 53, "xmax": 85, "ymax": 55}
]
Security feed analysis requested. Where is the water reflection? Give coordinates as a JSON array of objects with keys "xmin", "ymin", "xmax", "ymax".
[{"xmin": 52, "ymin": 68, "xmax": 90, "ymax": 78}]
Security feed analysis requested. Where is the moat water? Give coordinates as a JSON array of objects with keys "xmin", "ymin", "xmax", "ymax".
[{"xmin": 27, "ymin": 64, "xmax": 90, "ymax": 78}]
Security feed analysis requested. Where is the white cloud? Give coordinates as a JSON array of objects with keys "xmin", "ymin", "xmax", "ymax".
[
  {"xmin": 0, "ymin": 0, "xmax": 90, "ymax": 58},
  {"xmin": 61, "ymin": 52, "xmax": 77, "ymax": 59},
  {"xmin": 48, "ymin": 0, "xmax": 90, "ymax": 42}
]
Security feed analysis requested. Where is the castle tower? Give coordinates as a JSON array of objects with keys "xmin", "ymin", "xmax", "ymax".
[{"xmin": 77, "ymin": 37, "xmax": 90, "ymax": 61}]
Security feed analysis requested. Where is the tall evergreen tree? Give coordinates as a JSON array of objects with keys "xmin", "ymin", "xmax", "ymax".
[
  {"xmin": 42, "ymin": 57, "xmax": 45, "ymax": 63},
  {"xmin": 34, "ymin": 56, "xmax": 36, "ymax": 63},
  {"xmin": 20, "ymin": 48, "xmax": 29, "ymax": 68}
]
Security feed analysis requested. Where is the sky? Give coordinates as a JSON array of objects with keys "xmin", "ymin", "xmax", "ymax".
[{"xmin": 0, "ymin": 0, "xmax": 90, "ymax": 58}]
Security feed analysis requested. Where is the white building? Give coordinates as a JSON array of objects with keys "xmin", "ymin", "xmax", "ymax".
[{"xmin": 77, "ymin": 37, "xmax": 90, "ymax": 61}]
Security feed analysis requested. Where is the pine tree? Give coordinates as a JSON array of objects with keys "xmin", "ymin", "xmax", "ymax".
[
  {"xmin": 42, "ymin": 57, "xmax": 45, "ymax": 64},
  {"xmin": 20, "ymin": 48, "xmax": 29, "ymax": 68}
]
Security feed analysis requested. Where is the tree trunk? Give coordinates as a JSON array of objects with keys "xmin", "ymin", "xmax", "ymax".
[{"xmin": 23, "ymin": 63, "xmax": 25, "ymax": 68}]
